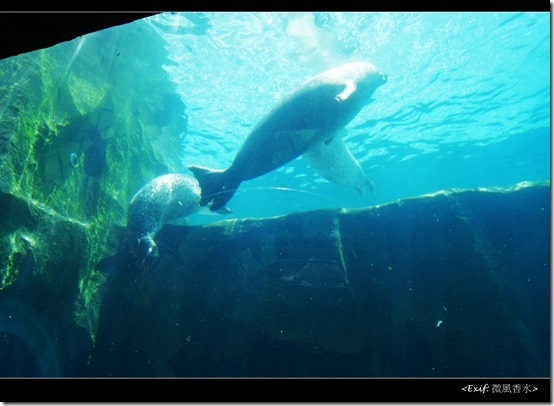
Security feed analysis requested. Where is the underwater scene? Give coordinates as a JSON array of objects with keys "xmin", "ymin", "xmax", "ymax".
[{"xmin": 0, "ymin": 12, "xmax": 549, "ymax": 378}]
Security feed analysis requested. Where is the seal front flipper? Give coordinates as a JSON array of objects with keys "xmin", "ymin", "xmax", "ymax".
[
  {"xmin": 304, "ymin": 135, "xmax": 375, "ymax": 197},
  {"xmin": 356, "ymin": 176, "xmax": 375, "ymax": 199},
  {"xmin": 137, "ymin": 234, "xmax": 158, "ymax": 258},
  {"xmin": 334, "ymin": 80, "xmax": 357, "ymax": 102},
  {"xmin": 323, "ymin": 128, "xmax": 348, "ymax": 146}
]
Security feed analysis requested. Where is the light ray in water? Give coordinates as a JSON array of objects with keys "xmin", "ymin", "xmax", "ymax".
[
  {"xmin": 63, "ymin": 36, "xmax": 86, "ymax": 78},
  {"xmin": 28, "ymin": 199, "xmax": 90, "ymax": 229}
]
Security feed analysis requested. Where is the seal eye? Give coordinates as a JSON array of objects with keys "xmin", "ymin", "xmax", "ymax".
[
  {"xmin": 69, "ymin": 152, "xmax": 79, "ymax": 168},
  {"xmin": 381, "ymin": 74, "xmax": 387, "ymax": 82}
]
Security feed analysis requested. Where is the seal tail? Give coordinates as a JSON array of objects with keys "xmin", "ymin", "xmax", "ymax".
[{"xmin": 188, "ymin": 165, "xmax": 240, "ymax": 211}]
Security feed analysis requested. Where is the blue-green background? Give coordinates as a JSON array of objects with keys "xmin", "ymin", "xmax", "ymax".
[{"xmin": 143, "ymin": 12, "xmax": 550, "ymax": 221}]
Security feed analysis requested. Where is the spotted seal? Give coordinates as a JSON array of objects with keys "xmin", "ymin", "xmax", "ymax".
[{"xmin": 127, "ymin": 174, "xmax": 203, "ymax": 257}]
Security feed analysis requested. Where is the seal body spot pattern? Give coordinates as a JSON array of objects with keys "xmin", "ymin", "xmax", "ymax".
[{"xmin": 127, "ymin": 174, "xmax": 202, "ymax": 257}]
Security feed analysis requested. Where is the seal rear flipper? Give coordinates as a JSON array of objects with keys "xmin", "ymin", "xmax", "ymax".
[
  {"xmin": 197, "ymin": 204, "xmax": 233, "ymax": 216},
  {"xmin": 209, "ymin": 178, "xmax": 241, "ymax": 211},
  {"xmin": 188, "ymin": 165, "xmax": 240, "ymax": 211},
  {"xmin": 187, "ymin": 165, "xmax": 227, "ymax": 206}
]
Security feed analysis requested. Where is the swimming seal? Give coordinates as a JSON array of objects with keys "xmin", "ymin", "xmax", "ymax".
[
  {"xmin": 127, "ymin": 174, "xmax": 202, "ymax": 257},
  {"xmin": 188, "ymin": 61, "xmax": 386, "ymax": 210}
]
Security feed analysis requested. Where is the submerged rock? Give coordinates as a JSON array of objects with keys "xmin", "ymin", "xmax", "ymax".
[
  {"xmin": 0, "ymin": 17, "xmax": 188, "ymax": 352},
  {"xmin": 0, "ymin": 191, "xmax": 92, "ymax": 376},
  {"xmin": 89, "ymin": 181, "xmax": 550, "ymax": 377}
]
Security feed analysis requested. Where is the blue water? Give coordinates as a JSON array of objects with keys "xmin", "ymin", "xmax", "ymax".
[
  {"xmin": 0, "ymin": 12, "xmax": 550, "ymax": 381},
  {"xmin": 142, "ymin": 12, "xmax": 550, "ymax": 221}
]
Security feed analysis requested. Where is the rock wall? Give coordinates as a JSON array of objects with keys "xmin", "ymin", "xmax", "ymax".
[
  {"xmin": 0, "ymin": 16, "xmax": 185, "ymax": 373},
  {"xmin": 89, "ymin": 182, "xmax": 550, "ymax": 377}
]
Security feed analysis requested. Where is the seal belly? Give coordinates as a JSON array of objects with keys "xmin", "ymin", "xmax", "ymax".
[
  {"xmin": 226, "ymin": 83, "xmax": 364, "ymax": 181},
  {"xmin": 228, "ymin": 128, "xmax": 326, "ymax": 181}
]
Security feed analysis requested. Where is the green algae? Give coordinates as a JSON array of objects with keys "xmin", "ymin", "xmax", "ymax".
[
  {"xmin": 0, "ymin": 17, "xmax": 183, "ymax": 343},
  {"xmin": 0, "ymin": 229, "xmax": 36, "ymax": 290}
]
